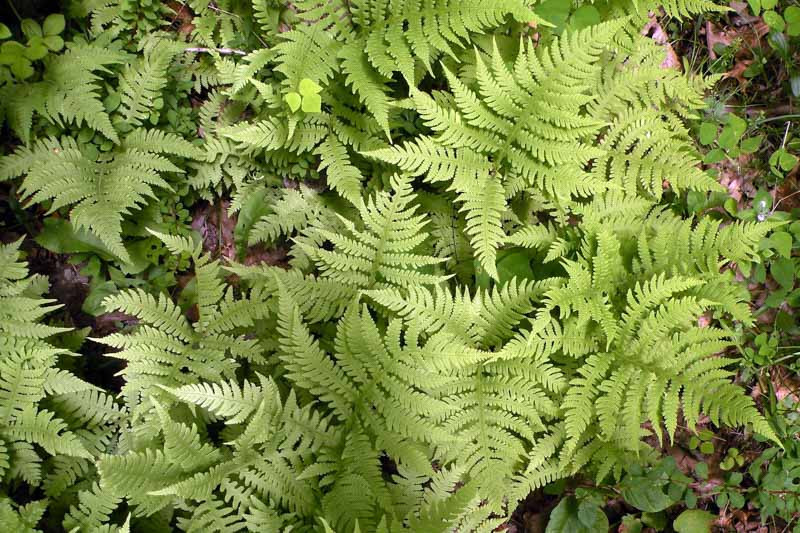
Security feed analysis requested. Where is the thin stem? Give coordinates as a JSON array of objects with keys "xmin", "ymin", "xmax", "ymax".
[
  {"xmin": 771, "ymin": 189, "xmax": 800, "ymax": 214},
  {"xmin": 756, "ymin": 114, "xmax": 800, "ymax": 125},
  {"xmin": 5, "ymin": 0, "xmax": 21, "ymax": 21}
]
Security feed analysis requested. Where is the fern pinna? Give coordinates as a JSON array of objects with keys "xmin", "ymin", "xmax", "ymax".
[{"xmin": 0, "ymin": 0, "xmax": 781, "ymax": 531}]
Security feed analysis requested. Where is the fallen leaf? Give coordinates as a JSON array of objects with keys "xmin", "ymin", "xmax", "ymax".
[
  {"xmin": 705, "ymin": 20, "xmax": 769, "ymax": 60},
  {"xmin": 642, "ymin": 15, "xmax": 682, "ymax": 70},
  {"xmin": 191, "ymin": 200, "xmax": 237, "ymax": 261},
  {"xmin": 724, "ymin": 59, "xmax": 754, "ymax": 84}
]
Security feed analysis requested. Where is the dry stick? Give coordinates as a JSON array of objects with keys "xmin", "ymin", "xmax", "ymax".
[
  {"xmin": 771, "ymin": 189, "xmax": 800, "ymax": 215},
  {"xmin": 185, "ymin": 47, "xmax": 248, "ymax": 56},
  {"xmin": 782, "ymin": 121, "xmax": 792, "ymax": 149}
]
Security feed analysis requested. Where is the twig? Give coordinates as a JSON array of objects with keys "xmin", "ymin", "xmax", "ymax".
[
  {"xmin": 771, "ymin": 189, "xmax": 800, "ymax": 214},
  {"xmin": 781, "ymin": 121, "xmax": 792, "ymax": 149},
  {"xmin": 185, "ymin": 47, "xmax": 247, "ymax": 56}
]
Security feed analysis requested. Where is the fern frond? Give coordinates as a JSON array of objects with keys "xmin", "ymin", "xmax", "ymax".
[
  {"xmin": 118, "ymin": 39, "xmax": 183, "ymax": 127},
  {"xmin": 1, "ymin": 138, "xmax": 175, "ymax": 262},
  {"xmin": 165, "ymin": 379, "xmax": 263, "ymax": 425},
  {"xmin": 302, "ymin": 174, "xmax": 448, "ymax": 289}
]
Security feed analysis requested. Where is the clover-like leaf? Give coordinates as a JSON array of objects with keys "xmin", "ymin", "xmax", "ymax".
[
  {"xmin": 43, "ymin": 14, "xmax": 66, "ymax": 36},
  {"xmin": 285, "ymin": 91, "xmax": 302, "ymax": 112},
  {"xmin": 43, "ymin": 35, "xmax": 64, "ymax": 51},
  {"xmin": 779, "ymin": 151, "xmax": 798, "ymax": 171},
  {"xmin": 24, "ymin": 40, "xmax": 49, "ymax": 61},
  {"xmin": 298, "ymin": 77, "xmax": 322, "ymax": 96},
  {"xmin": 698, "ymin": 122, "xmax": 717, "ymax": 146},
  {"xmin": 21, "ymin": 19, "xmax": 42, "ymax": 39},
  {"xmin": 301, "ymin": 92, "xmax": 322, "ymax": 113},
  {"xmin": 786, "ymin": 6, "xmax": 800, "ymax": 35},
  {"xmin": 763, "ymin": 10, "xmax": 785, "ymax": 32},
  {"xmin": 10, "ymin": 57, "xmax": 34, "ymax": 79}
]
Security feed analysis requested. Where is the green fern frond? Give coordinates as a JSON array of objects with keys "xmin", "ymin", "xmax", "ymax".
[
  {"xmin": 274, "ymin": 24, "xmax": 342, "ymax": 89},
  {"xmin": 63, "ymin": 482, "xmax": 122, "ymax": 532},
  {"xmin": 118, "ymin": 39, "xmax": 184, "ymax": 127},
  {"xmin": 1, "ymin": 138, "xmax": 176, "ymax": 262},
  {"xmin": 301, "ymin": 174, "xmax": 448, "ymax": 289}
]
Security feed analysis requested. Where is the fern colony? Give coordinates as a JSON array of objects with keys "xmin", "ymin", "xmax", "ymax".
[{"xmin": 0, "ymin": 0, "xmax": 778, "ymax": 531}]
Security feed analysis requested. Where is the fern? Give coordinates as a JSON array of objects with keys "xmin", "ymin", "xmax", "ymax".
[
  {"xmin": 293, "ymin": 0, "xmax": 542, "ymax": 84},
  {"xmin": 299, "ymin": 174, "xmax": 448, "ymax": 290},
  {"xmin": 95, "ymin": 246, "xmax": 271, "ymax": 424},
  {"xmin": 118, "ymin": 38, "xmax": 184, "ymax": 127},
  {"xmin": 0, "ymin": 42, "xmax": 128, "ymax": 144},
  {"xmin": 0, "ymin": 241, "xmax": 120, "ymax": 528},
  {"xmin": 0, "ymin": 2, "xmax": 783, "ymax": 531},
  {"xmin": 367, "ymin": 23, "xmax": 719, "ymax": 278}
]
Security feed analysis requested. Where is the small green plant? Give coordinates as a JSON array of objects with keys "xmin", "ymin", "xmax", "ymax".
[
  {"xmin": 749, "ymin": 0, "xmax": 800, "ymax": 35},
  {"xmin": 0, "ymin": 14, "xmax": 64, "ymax": 81},
  {"xmin": 689, "ymin": 428, "xmax": 717, "ymax": 455},
  {"xmin": 749, "ymin": 444, "xmax": 800, "ymax": 523},
  {"xmin": 769, "ymin": 147, "xmax": 799, "ymax": 178},
  {"xmin": 699, "ymin": 114, "xmax": 762, "ymax": 164},
  {"xmin": 743, "ymin": 332, "xmax": 779, "ymax": 367},
  {"xmin": 545, "ymin": 489, "xmax": 608, "ymax": 532},
  {"xmin": 619, "ymin": 459, "xmax": 696, "ymax": 514},
  {"xmin": 119, "ymin": 0, "xmax": 171, "ymax": 34},
  {"xmin": 285, "ymin": 78, "xmax": 323, "ymax": 113},
  {"xmin": 715, "ymin": 472, "xmax": 746, "ymax": 508}
]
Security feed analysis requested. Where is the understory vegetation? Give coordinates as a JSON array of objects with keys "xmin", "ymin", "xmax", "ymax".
[{"xmin": 0, "ymin": 0, "xmax": 798, "ymax": 531}]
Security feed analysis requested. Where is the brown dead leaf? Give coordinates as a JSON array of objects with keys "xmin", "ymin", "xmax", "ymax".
[
  {"xmin": 775, "ymin": 172, "xmax": 800, "ymax": 211},
  {"xmin": 191, "ymin": 200, "xmax": 237, "ymax": 261},
  {"xmin": 642, "ymin": 15, "xmax": 682, "ymax": 70},
  {"xmin": 712, "ymin": 152, "xmax": 759, "ymax": 206},
  {"xmin": 724, "ymin": 59, "xmax": 754, "ymax": 84},
  {"xmin": 243, "ymin": 245, "xmax": 290, "ymax": 268},
  {"xmin": 94, "ymin": 311, "xmax": 138, "ymax": 336},
  {"xmin": 706, "ymin": 21, "xmax": 735, "ymax": 59},
  {"xmin": 166, "ymin": 2, "xmax": 195, "ymax": 35},
  {"xmin": 668, "ymin": 446, "xmax": 700, "ymax": 475},
  {"xmin": 772, "ymin": 367, "xmax": 800, "ymax": 403},
  {"xmin": 730, "ymin": 1, "xmax": 763, "ymax": 24},
  {"xmin": 705, "ymin": 20, "xmax": 769, "ymax": 59}
]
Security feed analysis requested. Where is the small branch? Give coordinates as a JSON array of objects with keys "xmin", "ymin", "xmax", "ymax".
[
  {"xmin": 185, "ymin": 47, "xmax": 247, "ymax": 56},
  {"xmin": 771, "ymin": 189, "xmax": 800, "ymax": 214}
]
